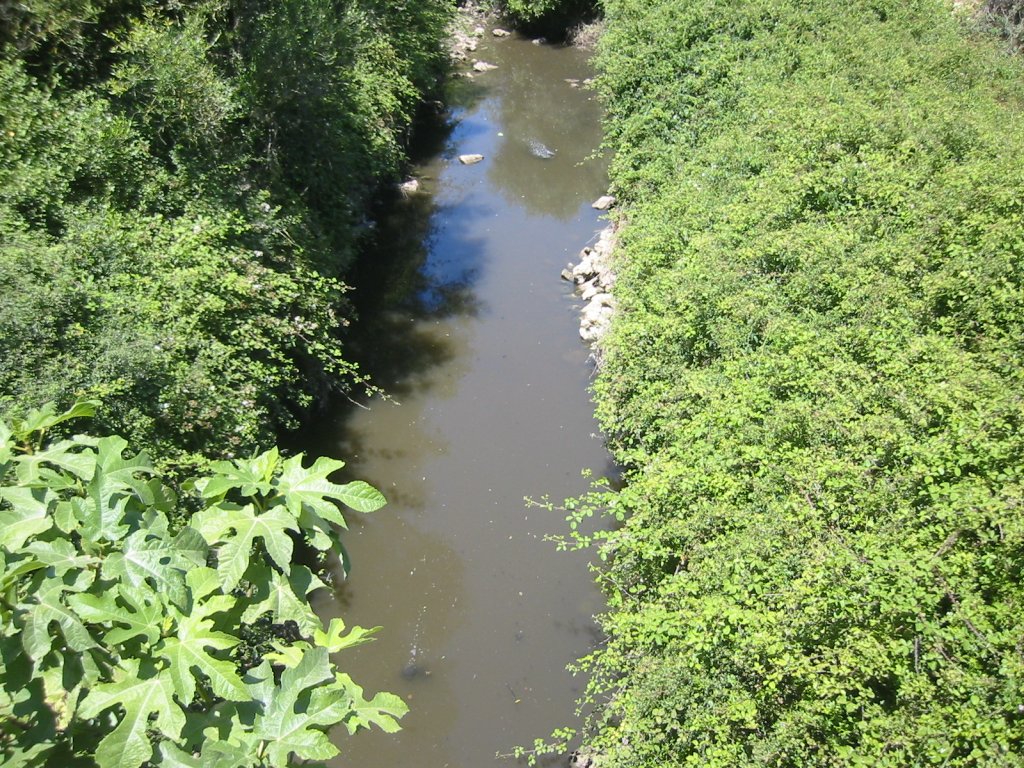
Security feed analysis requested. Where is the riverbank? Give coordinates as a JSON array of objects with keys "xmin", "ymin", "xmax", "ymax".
[
  {"xmin": 538, "ymin": 0, "xmax": 1024, "ymax": 764},
  {"xmin": 0, "ymin": 2, "xmax": 452, "ymax": 469}
]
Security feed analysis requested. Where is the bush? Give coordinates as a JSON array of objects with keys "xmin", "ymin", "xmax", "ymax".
[
  {"xmin": 574, "ymin": 0, "xmax": 1024, "ymax": 764},
  {"xmin": 0, "ymin": 401, "xmax": 401, "ymax": 767},
  {"xmin": 0, "ymin": 0, "xmax": 454, "ymax": 469}
]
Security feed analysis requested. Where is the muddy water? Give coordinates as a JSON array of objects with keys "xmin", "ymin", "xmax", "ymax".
[{"xmin": 307, "ymin": 32, "xmax": 612, "ymax": 768}]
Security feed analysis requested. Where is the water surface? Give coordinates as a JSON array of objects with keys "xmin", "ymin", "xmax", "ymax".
[{"xmin": 307, "ymin": 32, "xmax": 613, "ymax": 768}]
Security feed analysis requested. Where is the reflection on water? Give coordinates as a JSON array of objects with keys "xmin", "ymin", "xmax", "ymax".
[
  {"xmin": 485, "ymin": 46, "xmax": 607, "ymax": 218},
  {"xmin": 302, "ymin": 32, "xmax": 613, "ymax": 768}
]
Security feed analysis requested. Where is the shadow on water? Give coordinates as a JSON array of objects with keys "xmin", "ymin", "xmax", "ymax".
[{"xmin": 332, "ymin": 127, "xmax": 494, "ymax": 405}]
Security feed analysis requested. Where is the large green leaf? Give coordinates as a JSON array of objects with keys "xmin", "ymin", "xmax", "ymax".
[
  {"xmin": 9, "ymin": 401, "xmax": 98, "ymax": 441},
  {"xmin": 158, "ymin": 735, "xmax": 259, "ymax": 768},
  {"xmin": 25, "ymin": 539, "xmax": 98, "ymax": 576},
  {"xmin": 196, "ymin": 448, "xmax": 280, "ymax": 501},
  {"xmin": 103, "ymin": 527, "xmax": 206, "ymax": 608},
  {"xmin": 250, "ymin": 647, "xmax": 338, "ymax": 765},
  {"xmin": 319, "ymin": 673, "xmax": 407, "ymax": 736},
  {"xmin": 276, "ymin": 454, "xmax": 386, "ymax": 523},
  {"xmin": 160, "ymin": 594, "xmax": 248, "ymax": 705},
  {"xmin": 295, "ymin": 507, "xmax": 341, "ymax": 553},
  {"xmin": 240, "ymin": 565, "xmax": 325, "ymax": 635},
  {"xmin": 76, "ymin": 436, "xmax": 155, "ymax": 543},
  {"xmin": 192, "ymin": 504, "xmax": 297, "ymax": 591},
  {"xmin": 315, "ymin": 617, "xmax": 380, "ymax": 654},
  {"xmin": 13, "ymin": 437, "xmax": 96, "ymax": 485},
  {"xmin": 0, "ymin": 553, "xmax": 47, "ymax": 598},
  {"xmin": 21, "ymin": 579, "xmax": 98, "ymax": 661},
  {"xmin": 0, "ymin": 485, "xmax": 56, "ymax": 550},
  {"xmin": 79, "ymin": 663, "xmax": 185, "ymax": 768},
  {"xmin": 68, "ymin": 584, "xmax": 163, "ymax": 646}
]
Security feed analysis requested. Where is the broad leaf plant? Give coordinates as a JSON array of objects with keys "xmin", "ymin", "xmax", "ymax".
[{"xmin": 0, "ymin": 401, "xmax": 405, "ymax": 767}]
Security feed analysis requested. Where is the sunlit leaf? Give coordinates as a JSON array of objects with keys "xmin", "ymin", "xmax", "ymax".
[{"xmin": 79, "ymin": 663, "xmax": 185, "ymax": 768}]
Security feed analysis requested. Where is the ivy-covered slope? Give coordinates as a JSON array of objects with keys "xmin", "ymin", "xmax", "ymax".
[
  {"xmin": 0, "ymin": 0, "xmax": 452, "ymax": 466},
  {"xmin": 581, "ymin": 0, "xmax": 1024, "ymax": 764}
]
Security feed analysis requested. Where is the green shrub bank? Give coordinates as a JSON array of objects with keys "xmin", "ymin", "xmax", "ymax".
[
  {"xmin": 574, "ymin": 0, "xmax": 1024, "ymax": 764},
  {"xmin": 0, "ymin": 0, "xmax": 453, "ymax": 467}
]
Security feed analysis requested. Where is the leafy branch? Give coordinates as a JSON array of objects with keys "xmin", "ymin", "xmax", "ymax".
[{"xmin": 0, "ymin": 401, "xmax": 402, "ymax": 768}]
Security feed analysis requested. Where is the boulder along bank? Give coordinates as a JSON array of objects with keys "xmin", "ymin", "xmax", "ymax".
[{"xmin": 562, "ymin": 213, "xmax": 619, "ymax": 347}]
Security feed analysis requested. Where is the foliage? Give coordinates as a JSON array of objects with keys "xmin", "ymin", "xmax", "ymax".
[
  {"xmin": 0, "ymin": 0, "xmax": 454, "ymax": 470},
  {"xmin": 500, "ymin": 0, "xmax": 600, "ymax": 30},
  {"xmin": 233, "ymin": 0, "xmax": 453, "ymax": 268},
  {"xmin": 981, "ymin": 0, "xmax": 1024, "ymax": 51},
  {"xmin": 560, "ymin": 0, "xmax": 1024, "ymax": 765},
  {"xmin": 0, "ymin": 401, "xmax": 401, "ymax": 767}
]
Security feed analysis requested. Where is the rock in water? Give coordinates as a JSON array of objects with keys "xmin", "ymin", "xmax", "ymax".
[
  {"xmin": 592, "ymin": 195, "xmax": 616, "ymax": 210},
  {"xmin": 401, "ymin": 660, "xmax": 427, "ymax": 680},
  {"xmin": 527, "ymin": 139, "xmax": 556, "ymax": 159},
  {"xmin": 459, "ymin": 154, "xmax": 484, "ymax": 165},
  {"xmin": 492, "ymin": 28, "xmax": 511, "ymax": 37},
  {"xmin": 473, "ymin": 60, "xmax": 498, "ymax": 73}
]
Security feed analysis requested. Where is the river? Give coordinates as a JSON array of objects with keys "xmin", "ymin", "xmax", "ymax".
[{"xmin": 304, "ymin": 29, "xmax": 612, "ymax": 768}]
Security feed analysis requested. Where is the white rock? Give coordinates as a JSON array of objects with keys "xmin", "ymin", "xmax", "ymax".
[
  {"xmin": 592, "ymin": 195, "xmax": 617, "ymax": 210},
  {"xmin": 492, "ymin": 28, "xmax": 511, "ymax": 37},
  {"xmin": 473, "ymin": 60, "xmax": 498, "ymax": 72},
  {"xmin": 399, "ymin": 178, "xmax": 420, "ymax": 195},
  {"xmin": 458, "ymin": 154, "xmax": 485, "ymax": 165},
  {"xmin": 473, "ymin": 26, "xmax": 485, "ymax": 37},
  {"xmin": 580, "ymin": 324, "xmax": 602, "ymax": 343},
  {"xmin": 580, "ymin": 307, "xmax": 613, "ymax": 343},
  {"xmin": 580, "ymin": 279, "xmax": 602, "ymax": 301},
  {"xmin": 572, "ymin": 258, "xmax": 595, "ymax": 282},
  {"xmin": 582, "ymin": 297, "xmax": 614, "ymax": 329}
]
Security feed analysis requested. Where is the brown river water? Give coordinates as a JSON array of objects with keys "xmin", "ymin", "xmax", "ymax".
[{"xmin": 302, "ymin": 31, "xmax": 612, "ymax": 768}]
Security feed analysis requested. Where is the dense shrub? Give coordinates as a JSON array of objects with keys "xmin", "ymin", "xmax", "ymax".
[
  {"xmin": 983, "ymin": 0, "xmax": 1024, "ymax": 50},
  {"xmin": 572, "ymin": 0, "xmax": 1024, "ymax": 764},
  {"xmin": 0, "ymin": 0, "xmax": 453, "ymax": 468},
  {"xmin": 500, "ymin": 0, "xmax": 599, "ymax": 33}
]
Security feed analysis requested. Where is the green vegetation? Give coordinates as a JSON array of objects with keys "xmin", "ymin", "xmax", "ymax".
[
  {"xmin": 983, "ymin": 0, "xmax": 1024, "ymax": 51},
  {"xmin": 0, "ymin": 401, "xmax": 401, "ymax": 766},
  {"xmin": 541, "ymin": 0, "xmax": 1024, "ymax": 764},
  {"xmin": 1, "ymin": 5, "xmax": 454, "ymax": 763},
  {"xmin": 0, "ymin": 0, "xmax": 453, "ymax": 468},
  {"xmin": 501, "ymin": 0, "xmax": 598, "ymax": 32}
]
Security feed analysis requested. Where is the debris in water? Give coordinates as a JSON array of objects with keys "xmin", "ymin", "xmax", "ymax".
[{"xmin": 527, "ymin": 139, "xmax": 556, "ymax": 159}]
